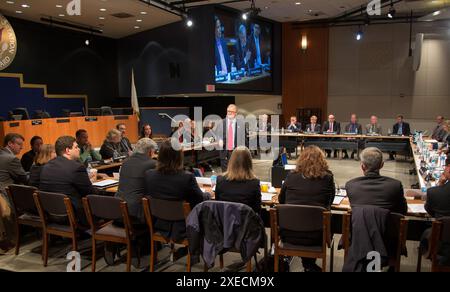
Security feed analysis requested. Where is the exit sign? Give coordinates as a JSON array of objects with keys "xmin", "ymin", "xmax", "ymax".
[{"xmin": 206, "ymin": 84, "xmax": 215, "ymax": 92}]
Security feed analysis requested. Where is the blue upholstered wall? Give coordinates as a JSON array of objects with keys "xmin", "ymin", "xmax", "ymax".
[{"xmin": 0, "ymin": 76, "xmax": 85, "ymax": 119}]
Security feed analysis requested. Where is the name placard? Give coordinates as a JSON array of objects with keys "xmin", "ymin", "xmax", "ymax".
[
  {"xmin": 114, "ymin": 116, "xmax": 129, "ymax": 121},
  {"xmin": 85, "ymin": 117, "xmax": 98, "ymax": 122},
  {"xmin": 32, "ymin": 120, "xmax": 42, "ymax": 126},
  {"xmin": 57, "ymin": 119, "xmax": 70, "ymax": 124}
]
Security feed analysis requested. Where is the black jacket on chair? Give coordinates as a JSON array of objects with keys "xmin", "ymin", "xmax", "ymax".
[
  {"xmin": 115, "ymin": 153, "xmax": 157, "ymax": 221},
  {"xmin": 425, "ymin": 183, "xmax": 450, "ymax": 218},
  {"xmin": 346, "ymin": 171, "xmax": 408, "ymax": 215},
  {"xmin": 215, "ymin": 176, "xmax": 262, "ymax": 214},
  {"xmin": 144, "ymin": 170, "xmax": 207, "ymax": 240},
  {"xmin": 39, "ymin": 156, "xmax": 97, "ymax": 211}
]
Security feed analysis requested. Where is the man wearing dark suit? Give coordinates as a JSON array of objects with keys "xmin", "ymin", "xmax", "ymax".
[
  {"xmin": 115, "ymin": 138, "xmax": 157, "ymax": 222},
  {"xmin": 215, "ymin": 16, "xmax": 231, "ymax": 76},
  {"xmin": 305, "ymin": 115, "xmax": 321, "ymax": 133},
  {"xmin": 117, "ymin": 123, "xmax": 133, "ymax": 156},
  {"xmin": 286, "ymin": 116, "xmax": 302, "ymax": 133},
  {"xmin": 343, "ymin": 114, "xmax": 363, "ymax": 159},
  {"xmin": 322, "ymin": 114, "xmax": 341, "ymax": 158},
  {"xmin": 0, "ymin": 133, "xmax": 27, "ymax": 249},
  {"xmin": 389, "ymin": 115, "xmax": 411, "ymax": 160},
  {"xmin": 432, "ymin": 115, "xmax": 446, "ymax": 142},
  {"xmin": 251, "ymin": 23, "xmax": 270, "ymax": 67},
  {"xmin": 20, "ymin": 136, "xmax": 43, "ymax": 172},
  {"xmin": 39, "ymin": 136, "xmax": 97, "ymax": 225},
  {"xmin": 235, "ymin": 24, "xmax": 254, "ymax": 71},
  {"xmin": 219, "ymin": 104, "xmax": 246, "ymax": 172},
  {"xmin": 425, "ymin": 158, "xmax": 450, "ymax": 218},
  {"xmin": 346, "ymin": 147, "xmax": 407, "ymax": 215}
]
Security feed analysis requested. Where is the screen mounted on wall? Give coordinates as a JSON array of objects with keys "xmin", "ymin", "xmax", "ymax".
[{"xmin": 214, "ymin": 9, "xmax": 273, "ymax": 92}]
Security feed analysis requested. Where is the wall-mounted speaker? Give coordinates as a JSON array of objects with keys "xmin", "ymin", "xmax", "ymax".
[{"xmin": 413, "ymin": 33, "xmax": 424, "ymax": 71}]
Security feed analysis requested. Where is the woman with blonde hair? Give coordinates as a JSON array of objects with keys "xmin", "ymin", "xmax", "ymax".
[
  {"xmin": 278, "ymin": 145, "xmax": 335, "ymax": 272},
  {"xmin": 215, "ymin": 146, "xmax": 262, "ymax": 214},
  {"xmin": 29, "ymin": 144, "xmax": 56, "ymax": 188}
]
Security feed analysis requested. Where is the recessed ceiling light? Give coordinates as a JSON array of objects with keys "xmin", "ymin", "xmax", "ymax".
[
  {"xmin": 295, "ymin": 2, "xmax": 301, "ymax": 5},
  {"xmin": 140, "ymin": 11, "xmax": 147, "ymax": 15},
  {"xmin": 56, "ymin": 4, "xmax": 63, "ymax": 8},
  {"xmin": 134, "ymin": 26, "xmax": 140, "ymax": 29},
  {"xmin": 15, "ymin": 10, "xmax": 22, "ymax": 14},
  {"xmin": 136, "ymin": 19, "xmax": 142, "ymax": 22},
  {"xmin": 6, "ymin": 1, "xmax": 14, "ymax": 4},
  {"xmin": 100, "ymin": 8, "xmax": 106, "ymax": 12},
  {"xmin": 433, "ymin": 10, "xmax": 442, "ymax": 16},
  {"xmin": 59, "ymin": 14, "xmax": 65, "ymax": 17},
  {"xmin": 21, "ymin": 4, "xmax": 30, "ymax": 8},
  {"xmin": 99, "ymin": 16, "xmax": 105, "ymax": 20}
]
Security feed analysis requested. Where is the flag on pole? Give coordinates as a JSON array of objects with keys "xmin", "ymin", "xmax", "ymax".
[{"xmin": 131, "ymin": 69, "xmax": 140, "ymax": 122}]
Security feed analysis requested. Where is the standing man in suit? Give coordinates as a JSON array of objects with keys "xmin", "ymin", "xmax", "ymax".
[
  {"xmin": 389, "ymin": 115, "xmax": 411, "ymax": 160},
  {"xmin": 215, "ymin": 16, "xmax": 231, "ymax": 76},
  {"xmin": 366, "ymin": 115, "xmax": 383, "ymax": 135},
  {"xmin": 39, "ymin": 136, "xmax": 97, "ymax": 225},
  {"xmin": 0, "ymin": 133, "xmax": 28, "ymax": 250},
  {"xmin": 219, "ymin": 104, "xmax": 245, "ymax": 172},
  {"xmin": 346, "ymin": 147, "xmax": 407, "ymax": 215},
  {"xmin": 305, "ymin": 115, "xmax": 321, "ymax": 133},
  {"xmin": 343, "ymin": 114, "xmax": 363, "ymax": 159},
  {"xmin": 322, "ymin": 114, "xmax": 341, "ymax": 158},
  {"xmin": 286, "ymin": 116, "xmax": 302, "ymax": 133},
  {"xmin": 432, "ymin": 115, "xmax": 446, "ymax": 142},
  {"xmin": 116, "ymin": 138, "xmax": 157, "ymax": 222}
]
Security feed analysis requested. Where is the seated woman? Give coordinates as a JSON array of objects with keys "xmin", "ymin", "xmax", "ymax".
[
  {"xmin": 279, "ymin": 145, "xmax": 335, "ymax": 272},
  {"xmin": 144, "ymin": 140, "xmax": 209, "ymax": 240},
  {"xmin": 140, "ymin": 124, "xmax": 153, "ymax": 139},
  {"xmin": 29, "ymin": 144, "xmax": 56, "ymax": 188},
  {"xmin": 100, "ymin": 129, "xmax": 128, "ymax": 160},
  {"xmin": 215, "ymin": 146, "xmax": 261, "ymax": 215}
]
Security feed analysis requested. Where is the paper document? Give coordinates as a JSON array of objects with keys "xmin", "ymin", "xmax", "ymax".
[
  {"xmin": 333, "ymin": 196, "xmax": 345, "ymax": 205},
  {"xmin": 196, "ymin": 177, "xmax": 212, "ymax": 185},
  {"xmin": 262, "ymin": 193, "xmax": 276, "ymax": 201},
  {"xmin": 92, "ymin": 179, "xmax": 118, "ymax": 187},
  {"xmin": 284, "ymin": 165, "xmax": 296, "ymax": 170},
  {"xmin": 408, "ymin": 204, "xmax": 427, "ymax": 214}
]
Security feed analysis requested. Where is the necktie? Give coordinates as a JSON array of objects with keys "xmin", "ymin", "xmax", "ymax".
[
  {"xmin": 227, "ymin": 121, "xmax": 234, "ymax": 151},
  {"xmin": 329, "ymin": 123, "xmax": 333, "ymax": 132}
]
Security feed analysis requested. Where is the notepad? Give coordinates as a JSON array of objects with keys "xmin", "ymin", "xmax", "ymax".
[
  {"xmin": 92, "ymin": 179, "xmax": 118, "ymax": 188},
  {"xmin": 284, "ymin": 165, "xmax": 296, "ymax": 170},
  {"xmin": 333, "ymin": 196, "xmax": 345, "ymax": 205},
  {"xmin": 262, "ymin": 193, "xmax": 276, "ymax": 202},
  {"xmin": 196, "ymin": 177, "xmax": 212, "ymax": 185},
  {"xmin": 408, "ymin": 204, "xmax": 427, "ymax": 214}
]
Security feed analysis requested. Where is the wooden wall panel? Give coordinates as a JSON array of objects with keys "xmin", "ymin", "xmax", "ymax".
[
  {"xmin": 0, "ymin": 115, "xmax": 139, "ymax": 156},
  {"xmin": 282, "ymin": 23, "xmax": 329, "ymax": 124}
]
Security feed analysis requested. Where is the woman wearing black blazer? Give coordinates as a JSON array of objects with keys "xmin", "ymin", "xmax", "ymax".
[
  {"xmin": 144, "ymin": 140, "xmax": 209, "ymax": 241},
  {"xmin": 29, "ymin": 144, "xmax": 56, "ymax": 188},
  {"xmin": 215, "ymin": 146, "xmax": 262, "ymax": 214},
  {"xmin": 279, "ymin": 145, "xmax": 335, "ymax": 272}
]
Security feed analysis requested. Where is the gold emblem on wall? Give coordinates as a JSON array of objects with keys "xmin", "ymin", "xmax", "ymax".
[{"xmin": 0, "ymin": 14, "xmax": 17, "ymax": 71}]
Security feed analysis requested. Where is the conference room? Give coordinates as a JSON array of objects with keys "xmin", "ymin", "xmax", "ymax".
[{"xmin": 0, "ymin": 0, "xmax": 450, "ymax": 274}]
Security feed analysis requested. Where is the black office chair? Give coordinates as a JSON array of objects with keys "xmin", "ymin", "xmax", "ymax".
[
  {"xmin": 101, "ymin": 106, "xmax": 114, "ymax": 116},
  {"xmin": 12, "ymin": 108, "xmax": 30, "ymax": 120},
  {"xmin": 62, "ymin": 109, "xmax": 71, "ymax": 117},
  {"xmin": 33, "ymin": 110, "xmax": 51, "ymax": 119}
]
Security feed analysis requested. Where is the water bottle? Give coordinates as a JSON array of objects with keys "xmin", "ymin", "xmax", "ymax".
[
  {"xmin": 210, "ymin": 170, "xmax": 217, "ymax": 189},
  {"xmin": 281, "ymin": 127, "xmax": 285, "ymax": 134},
  {"xmin": 388, "ymin": 128, "xmax": 392, "ymax": 136},
  {"xmin": 231, "ymin": 62, "xmax": 236, "ymax": 73}
]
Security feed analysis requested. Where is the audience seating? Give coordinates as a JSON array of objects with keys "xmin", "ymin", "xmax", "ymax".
[
  {"xmin": 342, "ymin": 210, "xmax": 408, "ymax": 272},
  {"xmin": 33, "ymin": 191, "xmax": 80, "ymax": 267},
  {"xmin": 5, "ymin": 185, "xmax": 41, "ymax": 255},
  {"xmin": 270, "ymin": 205, "xmax": 333, "ymax": 272},
  {"xmin": 142, "ymin": 197, "xmax": 192, "ymax": 272},
  {"xmin": 82, "ymin": 195, "xmax": 141, "ymax": 272}
]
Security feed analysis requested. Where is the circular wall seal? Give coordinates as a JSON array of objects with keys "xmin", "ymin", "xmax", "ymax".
[{"xmin": 0, "ymin": 14, "xmax": 17, "ymax": 71}]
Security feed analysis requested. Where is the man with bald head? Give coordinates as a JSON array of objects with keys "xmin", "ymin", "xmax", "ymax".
[
  {"xmin": 366, "ymin": 115, "xmax": 383, "ymax": 135},
  {"xmin": 322, "ymin": 114, "xmax": 341, "ymax": 158}
]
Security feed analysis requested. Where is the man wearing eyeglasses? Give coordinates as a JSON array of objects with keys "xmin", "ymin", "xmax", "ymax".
[{"xmin": 219, "ymin": 104, "xmax": 246, "ymax": 171}]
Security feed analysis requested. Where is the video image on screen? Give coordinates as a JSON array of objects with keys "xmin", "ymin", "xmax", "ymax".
[{"xmin": 214, "ymin": 13, "xmax": 272, "ymax": 85}]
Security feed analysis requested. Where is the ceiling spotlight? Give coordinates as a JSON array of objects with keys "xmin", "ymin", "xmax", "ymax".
[
  {"xmin": 356, "ymin": 27, "xmax": 363, "ymax": 41},
  {"xmin": 242, "ymin": 0, "xmax": 261, "ymax": 20},
  {"xmin": 186, "ymin": 19, "xmax": 193, "ymax": 27},
  {"xmin": 85, "ymin": 39, "xmax": 90, "ymax": 46},
  {"xmin": 388, "ymin": 6, "xmax": 396, "ymax": 19},
  {"xmin": 242, "ymin": 12, "xmax": 248, "ymax": 20}
]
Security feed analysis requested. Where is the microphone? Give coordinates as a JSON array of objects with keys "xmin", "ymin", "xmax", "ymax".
[{"xmin": 158, "ymin": 113, "xmax": 177, "ymax": 124}]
